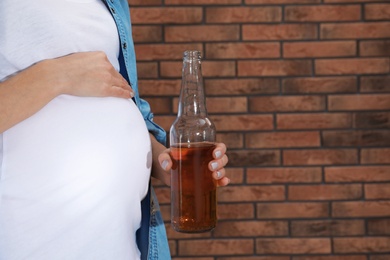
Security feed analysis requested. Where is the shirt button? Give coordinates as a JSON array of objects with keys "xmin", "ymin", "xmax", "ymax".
[
  {"xmin": 123, "ymin": 42, "xmax": 127, "ymax": 49},
  {"xmin": 110, "ymin": 7, "xmax": 116, "ymax": 14}
]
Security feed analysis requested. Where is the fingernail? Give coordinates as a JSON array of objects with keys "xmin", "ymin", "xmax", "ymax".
[
  {"xmin": 162, "ymin": 160, "xmax": 169, "ymax": 170},
  {"xmin": 215, "ymin": 150, "xmax": 222, "ymax": 159},
  {"xmin": 216, "ymin": 171, "xmax": 222, "ymax": 179},
  {"xmin": 130, "ymin": 91, "xmax": 135, "ymax": 98},
  {"xmin": 211, "ymin": 162, "xmax": 218, "ymax": 170}
]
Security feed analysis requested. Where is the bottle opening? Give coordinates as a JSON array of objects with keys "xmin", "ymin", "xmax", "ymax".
[{"xmin": 183, "ymin": 50, "xmax": 202, "ymax": 60}]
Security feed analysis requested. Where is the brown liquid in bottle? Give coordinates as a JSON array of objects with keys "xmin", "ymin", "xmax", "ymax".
[{"xmin": 170, "ymin": 142, "xmax": 217, "ymax": 233}]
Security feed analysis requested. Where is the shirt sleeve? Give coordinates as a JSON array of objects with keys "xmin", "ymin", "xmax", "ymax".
[{"xmin": 138, "ymin": 97, "xmax": 167, "ymax": 146}]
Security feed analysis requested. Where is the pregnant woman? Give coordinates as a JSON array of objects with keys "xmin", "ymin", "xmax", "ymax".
[{"xmin": 0, "ymin": 1, "xmax": 229, "ymax": 259}]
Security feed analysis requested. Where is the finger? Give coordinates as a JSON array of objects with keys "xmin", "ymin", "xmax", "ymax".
[
  {"xmin": 111, "ymin": 76, "xmax": 134, "ymax": 98},
  {"xmin": 209, "ymin": 154, "xmax": 229, "ymax": 172},
  {"xmin": 213, "ymin": 143, "xmax": 227, "ymax": 159},
  {"xmin": 158, "ymin": 150, "xmax": 172, "ymax": 171},
  {"xmin": 216, "ymin": 177, "xmax": 230, "ymax": 187},
  {"xmin": 213, "ymin": 168, "xmax": 226, "ymax": 180},
  {"xmin": 109, "ymin": 86, "xmax": 133, "ymax": 99}
]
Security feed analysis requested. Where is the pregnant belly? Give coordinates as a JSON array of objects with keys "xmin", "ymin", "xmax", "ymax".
[
  {"xmin": 0, "ymin": 95, "xmax": 152, "ymax": 258},
  {"xmin": 2, "ymin": 95, "xmax": 151, "ymax": 197},
  {"xmin": 1, "ymin": 94, "xmax": 151, "ymax": 222}
]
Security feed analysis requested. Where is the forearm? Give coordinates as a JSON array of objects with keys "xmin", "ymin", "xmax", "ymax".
[{"xmin": 0, "ymin": 60, "xmax": 61, "ymax": 133}]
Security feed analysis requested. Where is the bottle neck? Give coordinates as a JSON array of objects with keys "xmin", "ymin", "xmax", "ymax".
[{"xmin": 178, "ymin": 51, "xmax": 207, "ymax": 117}]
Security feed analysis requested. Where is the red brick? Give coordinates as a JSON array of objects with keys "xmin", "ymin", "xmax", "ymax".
[
  {"xmin": 207, "ymin": 97, "xmax": 249, "ymax": 113},
  {"xmin": 277, "ymin": 113, "xmax": 352, "ymax": 130},
  {"xmin": 159, "ymin": 204, "xmax": 170, "ymax": 221},
  {"xmin": 283, "ymin": 41, "xmax": 356, "ymax": 58},
  {"xmin": 206, "ymin": 42, "xmax": 280, "ymax": 59},
  {"xmin": 135, "ymin": 43, "xmax": 202, "ymax": 60},
  {"xmin": 211, "ymin": 115, "xmax": 274, "ymax": 131},
  {"xmin": 165, "ymin": 25, "xmax": 240, "ymax": 42},
  {"xmin": 365, "ymin": 4, "xmax": 390, "ymax": 20},
  {"xmin": 169, "ymin": 240, "xmax": 176, "ymax": 257},
  {"xmin": 165, "ymin": 0, "xmax": 241, "ymax": 4},
  {"xmin": 223, "ymin": 168, "xmax": 244, "ymax": 184},
  {"xmin": 160, "ymin": 61, "xmax": 236, "ymax": 78},
  {"xmin": 257, "ymin": 202, "xmax": 329, "ymax": 219},
  {"xmin": 360, "ymin": 40, "xmax": 390, "ymax": 57},
  {"xmin": 132, "ymin": 25, "xmax": 162, "ymax": 43},
  {"xmin": 361, "ymin": 75, "xmax": 390, "ymax": 93},
  {"xmin": 325, "ymin": 166, "xmax": 390, "ymax": 183},
  {"xmin": 172, "ymin": 258, "xmax": 212, "ymax": 260},
  {"xmin": 289, "ymin": 184, "xmax": 362, "ymax": 201},
  {"xmin": 219, "ymin": 257, "xmax": 290, "ymax": 260},
  {"xmin": 206, "ymin": 7, "xmax": 281, "ymax": 23},
  {"xmin": 216, "ymin": 133, "xmax": 244, "ymax": 149},
  {"xmin": 328, "ymin": 94, "xmax": 390, "ymax": 111},
  {"xmin": 249, "ymin": 96, "xmax": 325, "ymax": 112},
  {"xmin": 247, "ymin": 0, "xmax": 320, "ymax": 3},
  {"xmin": 217, "ymin": 203, "xmax": 255, "ymax": 220},
  {"xmin": 332, "ymin": 201, "xmax": 390, "ymax": 217},
  {"xmin": 144, "ymin": 97, "xmax": 171, "ymax": 114},
  {"xmin": 130, "ymin": 7, "xmax": 202, "ymax": 24},
  {"xmin": 282, "ymin": 77, "xmax": 357, "ymax": 94},
  {"xmin": 323, "ymin": 130, "xmax": 390, "ymax": 147},
  {"xmin": 243, "ymin": 24, "xmax": 317, "ymax": 40},
  {"xmin": 128, "ymin": 0, "xmax": 161, "ymax": 5},
  {"xmin": 333, "ymin": 237, "xmax": 390, "ymax": 253},
  {"xmin": 365, "ymin": 184, "xmax": 390, "ymax": 200},
  {"xmin": 285, "ymin": 5, "xmax": 360, "ymax": 22},
  {"xmin": 361, "ymin": 148, "xmax": 390, "ymax": 164},
  {"xmin": 316, "ymin": 58, "xmax": 389, "ymax": 75},
  {"xmin": 219, "ymin": 186, "xmax": 285, "ymax": 202},
  {"xmin": 246, "ymin": 131, "xmax": 320, "ymax": 148},
  {"xmin": 321, "ymin": 22, "xmax": 390, "ymax": 39},
  {"xmin": 153, "ymin": 115, "xmax": 176, "ymax": 130},
  {"xmin": 291, "ymin": 220, "xmax": 365, "ymax": 237},
  {"xmin": 213, "ymin": 220, "xmax": 288, "ymax": 237},
  {"xmin": 138, "ymin": 79, "xmax": 181, "ymax": 96},
  {"xmin": 136, "ymin": 62, "xmax": 158, "ymax": 78},
  {"xmin": 353, "ymin": 112, "xmax": 390, "ymax": 128},
  {"xmin": 292, "ymin": 256, "xmax": 367, "ymax": 260},
  {"xmin": 371, "ymin": 256, "xmax": 390, "ymax": 260},
  {"xmin": 256, "ymin": 238, "xmax": 331, "ymax": 254},
  {"xmin": 178, "ymin": 239, "xmax": 254, "ymax": 256},
  {"xmin": 247, "ymin": 167, "xmax": 323, "ymax": 184},
  {"xmin": 283, "ymin": 149, "xmax": 358, "ymax": 166},
  {"xmin": 205, "ymin": 78, "xmax": 280, "ymax": 96},
  {"xmin": 173, "ymin": 97, "xmax": 248, "ymax": 114},
  {"xmin": 368, "ymin": 219, "xmax": 390, "ymax": 235},
  {"xmin": 325, "ymin": 0, "xmax": 382, "ymax": 2},
  {"xmin": 239, "ymin": 60, "xmax": 312, "ymax": 77}
]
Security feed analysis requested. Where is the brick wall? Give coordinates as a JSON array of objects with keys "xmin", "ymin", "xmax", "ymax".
[{"xmin": 129, "ymin": 0, "xmax": 390, "ymax": 259}]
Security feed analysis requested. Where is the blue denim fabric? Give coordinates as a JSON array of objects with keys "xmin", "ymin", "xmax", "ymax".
[{"xmin": 103, "ymin": 1, "xmax": 171, "ymax": 259}]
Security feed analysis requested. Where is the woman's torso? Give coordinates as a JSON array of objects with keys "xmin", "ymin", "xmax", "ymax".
[{"xmin": 0, "ymin": 1, "xmax": 151, "ymax": 259}]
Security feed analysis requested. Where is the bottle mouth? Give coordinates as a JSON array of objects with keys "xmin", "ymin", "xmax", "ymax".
[{"xmin": 183, "ymin": 50, "xmax": 202, "ymax": 60}]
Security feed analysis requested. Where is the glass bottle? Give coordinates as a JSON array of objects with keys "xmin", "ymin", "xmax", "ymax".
[{"xmin": 169, "ymin": 50, "xmax": 217, "ymax": 233}]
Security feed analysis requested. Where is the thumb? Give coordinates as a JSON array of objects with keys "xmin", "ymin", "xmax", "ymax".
[{"xmin": 158, "ymin": 150, "xmax": 172, "ymax": 171}]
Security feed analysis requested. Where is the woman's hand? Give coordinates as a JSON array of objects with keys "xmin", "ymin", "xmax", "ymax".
[
  {"xmin": 157, "ymin": 142, "xmax": 230, "ymax": 187},
  {"xmin": 0, "ymin": 51, "xmax": 134, "ymax": 133},
  {"xmin": 49, "ymin": 51, "xmax": 134, "ymax": 98}
]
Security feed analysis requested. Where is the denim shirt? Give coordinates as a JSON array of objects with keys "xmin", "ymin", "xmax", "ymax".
[{"xmin": 102, "ymin": 1, "xmax": 171, "ymax": 259}]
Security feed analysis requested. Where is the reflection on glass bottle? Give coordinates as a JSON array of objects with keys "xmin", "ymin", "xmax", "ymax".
[{"xmin": 170, "ymin": 50, "xmax": 217, "ymax": 233}]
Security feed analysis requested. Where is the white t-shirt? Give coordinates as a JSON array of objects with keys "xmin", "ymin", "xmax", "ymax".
[{"xmin": 0, "ymin": 1, "xmax": 151, "ymax": 259}]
